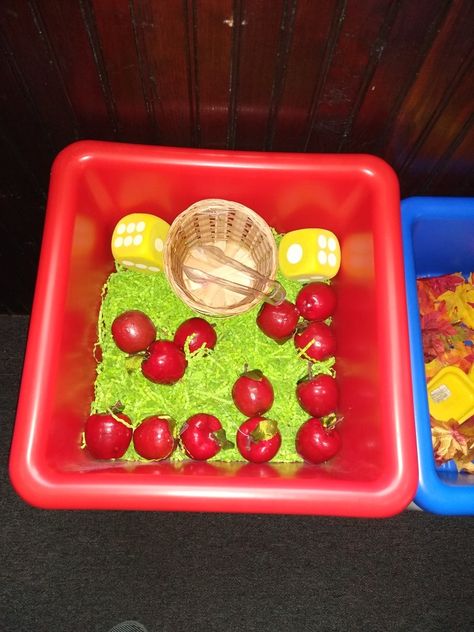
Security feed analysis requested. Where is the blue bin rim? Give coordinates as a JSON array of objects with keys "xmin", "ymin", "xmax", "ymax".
[{"xmin": 401, "ymin": 196, "xmax": 474, "ymax": 516}]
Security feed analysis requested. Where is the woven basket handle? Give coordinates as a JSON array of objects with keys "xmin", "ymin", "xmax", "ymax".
[
  {"xmin": 192, "ymin": 244, "xmax": 286, "ymax": 305},
  {"xmin": 183, "ymin": 265, "xmax": 285, "ymax": 306}
]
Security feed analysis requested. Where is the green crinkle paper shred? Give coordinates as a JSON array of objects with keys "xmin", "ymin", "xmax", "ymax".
[{"xmin": 91, "ymin": 234, "xmax": 335, "ymax": 463}]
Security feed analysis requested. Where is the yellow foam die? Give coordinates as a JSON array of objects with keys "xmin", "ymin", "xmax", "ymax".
[
  {"xmin": 111, "ymin": 213, "xmax": 170, "ymax": 273},
  {"xmin": 278, "ymin": 228, "xmax": 341, "ymax": 281}
]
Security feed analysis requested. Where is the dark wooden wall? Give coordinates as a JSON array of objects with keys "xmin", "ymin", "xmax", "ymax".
[{"xmin": 0, "ymin": 0, "xmax": 473, "ymax": 312}]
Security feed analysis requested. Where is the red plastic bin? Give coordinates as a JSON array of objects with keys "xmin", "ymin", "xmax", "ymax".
[{"xmin": 9, "ymin": 141, "xmax": 418, "ymax": 516}]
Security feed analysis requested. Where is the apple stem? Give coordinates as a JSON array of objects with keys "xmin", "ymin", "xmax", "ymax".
[
  {"xmin": 125, "ymin": 353, "xmax": 145, "ymax": 374},
  {"xmin": 308, "ymin": 361, "xmax": 313, "ymax": 379},
  {"xmin": 212, "ymin": 429, "xmax": 234, "ymax": 450},
  {"xmin": 322, "ymin": 413, "xmax": 344, "ymax": 429},
  {"xmin": 250, "ymin": 419, "xmax": 279, "ymax": 442},
  {"xmin": 111, "ymin": 401, "xmax": 125, "ymax": 414}
]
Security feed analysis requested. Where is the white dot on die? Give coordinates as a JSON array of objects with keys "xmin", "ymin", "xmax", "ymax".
[
  {"xmin": 155, "ymin": 238, "xmax": 164, "ymax": 252},
  {"xmin": 318, "ymin": 234, "xmax": 327, "ymax": 249},
  {"xmin": 328, "ymin": 237, "xmax": 337, "ymax": 252},
  {"xmin": 117, "ymin": 223, "xmax": 126, "ymax": 235},
  {"xmin": 134, "ymin": 234, "xmax": 143, "ymax": 246},
  {"xmin": 114, "ymin": 237, "xmax": 123, "ymax": 248},
  {"xmin": 328, "ymin": 253, "xmax": 337, "ymax": 267},
  {"xmin": 135, "ymin": 263, "xmax": 146, "ymax": 269},
  {"xmin": 318, "ymin": 250, "xmax": 327, "ymax": 265},
  {"xmin": 136, "ymin": 221, "xmax": 146, "ymax": 232},
  {"xmin": 122, "ymin": 260, "xmax": 134, "ymax": 266},
  {"xmin": 286, "ymin": 243, "xmax": 303, "ymax": 264},
  {"xmin": 126, "ymin": 222, "xmax": 136, "ymax": 233},
  {"xmin": 124, "ymin": 236, "xmax": 133, "ymax": 246},
  {"xmin": 149, "ymin": 266, "xmax": 160, "ymax": 272}
]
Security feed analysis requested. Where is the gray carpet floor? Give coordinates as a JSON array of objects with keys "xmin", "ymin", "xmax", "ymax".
[{"xmin": 1, "ymin": 315, "xmax": 473, "ymax": 632}]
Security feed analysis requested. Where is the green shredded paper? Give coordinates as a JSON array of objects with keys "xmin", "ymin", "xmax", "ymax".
[{"xmin": 91, "ymin": 235, "xmax": 335, "ymax": 463}]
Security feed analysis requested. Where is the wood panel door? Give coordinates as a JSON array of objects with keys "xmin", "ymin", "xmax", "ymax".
[{"xmin": 0, "ymin": 0, "xmax": 472, "ymax": 312}]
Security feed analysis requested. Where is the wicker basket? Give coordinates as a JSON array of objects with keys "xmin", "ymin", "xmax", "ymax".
[{"xmin": 164, "ymin": 199, "xmax": 279, "ymax": 316}]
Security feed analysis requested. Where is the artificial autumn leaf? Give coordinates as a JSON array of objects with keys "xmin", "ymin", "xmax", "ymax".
[
  {"xmin": 421, "ymin": 305, "xmax": 457, "ymax": 336},
  {"xmin": 420, "ymin": 274, "xmax": 474, "ymax": 368},
  {"xmin": 439, "ymin": 284, "xmax": 474, "ymax": 328},
  {"xmin": 445, "ymin": 326, "xmax": 474, "ymax": 365},
  {"xmin": 422, "ymin": 333, "xmax": 450, "ymax": 362},
  {"xmin": 452, "ymin": 322, "xmax": 474, "ymax": 343},
  {"xmin": 417, "ymin": 274, "xmax": 464, "ymax": 317},
  {"xmin": 421, "ymin": 311, "xmax": 458, "ymax": 362},
  {"xmin": 425, "ymin": 358, "xmax": 444, "ymax": 380},
  {"xmin": 424, "ymin": 273, "xmax": 464, "ymax": 297},
  {"xmin": 419, "ymin": 274, "xmax": 474, "ymax": 474},
  {"xmin": 437, "ymin": 345, "xmax": 474, "ymax": 374},
  {"xmin": 458, "ymin": 416, "xmax": 474, "ymax": 439},
  {"xmin": 417, "ymin": 279, "xmax": 440, "ymax": 316},
  {"xmin": 430, "ymin": 416, "xmax": 474, "ymax": 473},
  {"xmin": 457, "ymin": 460, "xmax": 474, "ymax": 474},
  {"xmin": 463, "ymin": 350, "xmax": 474, "ymax": 365}
]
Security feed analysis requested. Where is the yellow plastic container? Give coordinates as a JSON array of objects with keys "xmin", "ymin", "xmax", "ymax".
[{"xmin": 427, "ymin": 366, "xmax": 474, "ymax": 424}]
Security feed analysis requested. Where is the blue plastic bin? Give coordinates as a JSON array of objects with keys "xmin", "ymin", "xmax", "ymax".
[{"xmin": 402, "ymin": 196, "xmax": 474, "ymax": 515}]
